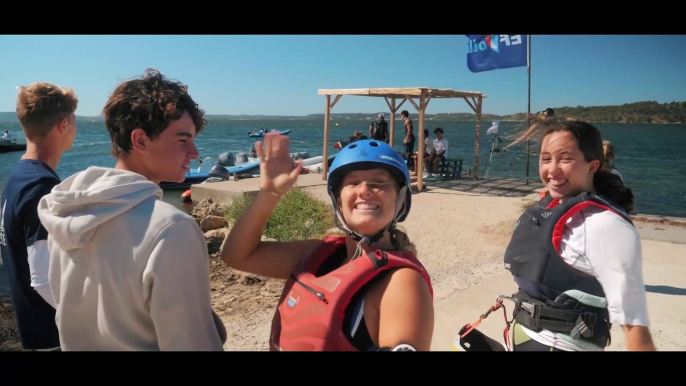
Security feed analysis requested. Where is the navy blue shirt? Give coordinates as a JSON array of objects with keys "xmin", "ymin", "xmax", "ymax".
[{"xmin": 0, "ymin": 159, "xmax": 61, "ymax": 349}]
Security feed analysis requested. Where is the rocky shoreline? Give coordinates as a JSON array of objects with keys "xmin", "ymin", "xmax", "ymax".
[{"xmin": 190, "ymin": 199, "xmax": 285, "ymax": 331}]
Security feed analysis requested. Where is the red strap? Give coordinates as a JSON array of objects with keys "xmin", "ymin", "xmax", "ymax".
[
  {"xmin": 460, "ymin": 300, "xmax": 512, "ymax": 351},
  {"xmin": 501, "ymin": 305, "xmax": 512, "ymax": 351},
  {"xmin": 459, "ymin": 320, "xmax": 482, "ymax": 338}
]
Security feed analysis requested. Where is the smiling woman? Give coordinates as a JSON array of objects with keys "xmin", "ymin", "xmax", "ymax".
[
  {"xmin": 490, "ymin": 119, "xmax": 657, "ymax": 352},
  {"xmin": 336, "ymin": 170, "xmax": 398, "ymax": 237},
  {"xmin": 220, "ymin": 134, "xmax": 434, "ymax": 351}
]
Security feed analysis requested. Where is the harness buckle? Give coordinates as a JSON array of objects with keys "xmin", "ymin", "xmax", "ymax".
[
  {"xmin": 582, "ymin": 312, "xmax": 597, "ymax": 325},
  {"xmin": 520, "ymin": 301, "xmax": 537, "ymax": 317},
  {"xmin": 570, "ymin": 312, "xmax": 596, "ymax": 340}
]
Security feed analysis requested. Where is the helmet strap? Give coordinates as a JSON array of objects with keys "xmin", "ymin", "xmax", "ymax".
[{"xmin": 328, "ymin": 184, "xmax": 409, "ymax": 259}]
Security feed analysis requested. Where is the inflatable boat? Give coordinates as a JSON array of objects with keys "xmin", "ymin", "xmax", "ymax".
[{"xmin": 248, "ymin": 129, "xmax": 291, "ymax": 138}]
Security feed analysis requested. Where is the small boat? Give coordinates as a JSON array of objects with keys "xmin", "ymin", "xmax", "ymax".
[
  {"xmin": 175, "ymin": 150, "xmax": 341, "ymax": 203},
  {"xmin": 162, "ymin": 149, "xmax": 321, "ymax": 190},
  {"xmin": 302, "ymin": 154, "xmax": 337, "ymax": 172},
  {"xmin": 0, "ymin": 140, "xmax": 27, "ymax": 153},
  {"xmin": 225, "ymin": 159, "xmax": 261, "ymax": 175},
  {"xmin": 159, "ymin": 171, "xmax": 212, "ymax": 189},
  {"xmin": 160, "ymin": 153, "xmax": 263, "ymax": 189},
  {"xmin": 159, "ymin": 156, "xmax": 214, "ymax": 189},
  {"xmin": 248, "ymin": 129, "xmax": 291, "ymax": 138},
  {"xmin": 215, "ymin": 149, "xmax": 309, "ymax": 177}
]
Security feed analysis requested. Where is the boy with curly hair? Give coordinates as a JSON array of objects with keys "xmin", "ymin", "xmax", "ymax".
[{"xmin": 36, "ymin": 68, "xmax": 226, "ymax": 351}]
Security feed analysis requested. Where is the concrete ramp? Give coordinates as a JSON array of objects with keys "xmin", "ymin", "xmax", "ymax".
[
  {"xmin": 190, "ymin": 173, "xmax": 328, "ymax": 205},
  {"xmin": 635, "ymin": 223, "xmax": 686, "ymax": 245}
]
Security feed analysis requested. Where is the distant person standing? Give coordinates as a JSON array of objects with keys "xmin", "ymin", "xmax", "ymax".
[
  {"xmin": 401, "ymin": 110, "xmax": 415, "ymax": 168},
  {"xmin": 2, "ymin": 129, "xmax": 12, "ymax": 142},
  {"xmin": 603, "ymin": 140, "xmax": 624, "ymax": 183},
  {"xmin": 369, "ymin": 113, "xmax": 389, "ymax": 143},
  {"xmin": 528, "ymin": 108, "xmax": 554, "ymax": 120},
  {"xmin": 0, "ymin": 82, "xmax": 79, "ymax": 351}
]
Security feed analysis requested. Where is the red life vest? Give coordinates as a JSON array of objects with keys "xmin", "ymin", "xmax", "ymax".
[{"xmin": 269, "ymin": 234, "xmax": 433, "ymax": 351}]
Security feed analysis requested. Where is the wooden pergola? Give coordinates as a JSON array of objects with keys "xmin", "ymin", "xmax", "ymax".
[{"xmin": 317, "ymin": 87, "xmax": 487, "ymax": 191}]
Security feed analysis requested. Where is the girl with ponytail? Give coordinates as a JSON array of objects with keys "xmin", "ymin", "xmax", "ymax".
[{"xmin": 499, "ymin": 119, "xmax": 656, "ymax": 351}]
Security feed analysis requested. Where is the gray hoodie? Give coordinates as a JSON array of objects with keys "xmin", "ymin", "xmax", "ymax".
[{"xmin": 37, "ymin": 166, "xmax": 225, "ymax": 351}]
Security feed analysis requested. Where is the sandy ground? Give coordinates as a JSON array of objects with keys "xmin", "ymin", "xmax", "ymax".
[
  {"xmin": 431, "ymin": 238, "xmax": 686, "ymax": 351},
  {"xmin": 2, "ymin": 183, "xmax": 684, "ymax": 351}
]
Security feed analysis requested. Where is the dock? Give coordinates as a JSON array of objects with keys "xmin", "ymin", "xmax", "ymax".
[{"xmin": 427, "ymin": 177, "xmax": 545, "ymax": 197}]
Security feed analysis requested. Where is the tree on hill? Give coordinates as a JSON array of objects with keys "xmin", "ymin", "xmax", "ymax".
[
  {"xmin": 497, "ymin": 101, "xmax": 686, "ymax": 123},
  {"xmin": 1, "ymin": 101, "xmax": 684, "ymax": 124}
]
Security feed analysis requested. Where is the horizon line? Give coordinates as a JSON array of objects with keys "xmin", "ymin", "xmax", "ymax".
[{"xmin": 0, "ymin": 111, "xmax": 527, "ymax": 118}]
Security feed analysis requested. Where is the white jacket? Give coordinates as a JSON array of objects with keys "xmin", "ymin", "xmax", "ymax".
[{"xmin": 37, "ymin": 166, "xmax": 225, "ymax": 351}]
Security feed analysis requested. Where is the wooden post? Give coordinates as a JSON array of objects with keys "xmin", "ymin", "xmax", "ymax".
[
  {"xmin": 323, "ymin": 95, "xmax": 330, "ymax": 180},
  {"xmin": 389, "ymin": 97, "xmax": 396, "ymax": 146},
  {"xmin": 473, "ymin": 95, "xmax": 482, "ymax": 180},
  {"xmin": 417, "ymin": 92, "xmax": 426, "ymax": 191}
]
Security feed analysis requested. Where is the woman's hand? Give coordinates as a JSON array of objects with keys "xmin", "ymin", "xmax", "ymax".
[
  {"xmin": 221, "ymin": 132, "xmax": 314, "ymax": 279},
  {"xmin": 255, "ymin": 132, "xmax": 302, "ymax": 197}
]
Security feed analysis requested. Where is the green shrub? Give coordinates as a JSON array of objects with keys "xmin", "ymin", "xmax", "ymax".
[{"xmin": 224, "ymin": 188, "xmax": 335, "ymax": 242}]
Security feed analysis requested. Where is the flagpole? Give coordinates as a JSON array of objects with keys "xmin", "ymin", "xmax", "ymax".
[{"xmin": 525, "ymin": 34, "xmax": 531, "ymax": 185}]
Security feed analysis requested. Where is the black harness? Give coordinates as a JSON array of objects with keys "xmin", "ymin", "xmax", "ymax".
[{"xmin": 503, "ymin": 192, "xmax": 633, "ymax": 348}]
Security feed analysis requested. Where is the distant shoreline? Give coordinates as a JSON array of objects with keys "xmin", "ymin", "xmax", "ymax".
[
  {"xmin": 0, "ymin": 114, "xmax": 683, "ymax": 125},
  {"xmin": 2, "ymin": 98, "xmax": 685, "ymax": 125}
]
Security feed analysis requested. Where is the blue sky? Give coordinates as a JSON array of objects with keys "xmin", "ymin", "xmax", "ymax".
[{"xmin": 1, "ymin": 35, "xmax": 684, "ymax": 117}]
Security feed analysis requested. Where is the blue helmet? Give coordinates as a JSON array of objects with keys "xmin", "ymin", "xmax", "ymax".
[{"xmin": 327, "ymin": 139, "xmax": 412, "ymax": 227}]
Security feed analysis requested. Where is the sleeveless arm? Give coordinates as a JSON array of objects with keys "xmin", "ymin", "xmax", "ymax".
[{"xmin": 367, "ymin": 267, "xmax": 434, "ymax": 351}]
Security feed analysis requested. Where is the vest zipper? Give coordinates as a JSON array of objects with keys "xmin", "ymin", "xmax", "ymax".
[{"xmin": 290, "ymin": 274, "xmax": 328, "ymax": 304}]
